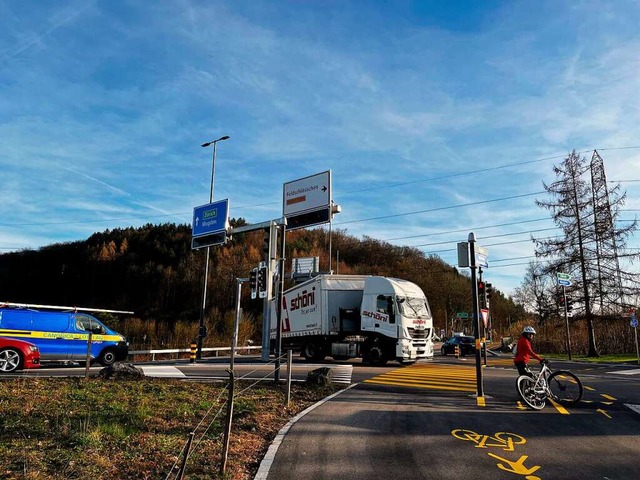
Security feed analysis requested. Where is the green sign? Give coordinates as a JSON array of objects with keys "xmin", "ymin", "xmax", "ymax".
[
  {"xmin": 557, "ymin": 273, "xmax": 571, "ymax": 280},
  {"xmin": 457, "ymin": 312, "xmax": 469, "ymax": 319}
]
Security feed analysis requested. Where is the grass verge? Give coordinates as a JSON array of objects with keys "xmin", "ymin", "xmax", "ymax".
[{"xmin": 0, "ymin": 377, "xmax": 342, "ymax": 480}]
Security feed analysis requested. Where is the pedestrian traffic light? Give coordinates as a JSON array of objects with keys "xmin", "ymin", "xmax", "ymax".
[
  {"xmin": 485, "ymin": 283, "xmax": 493, "ymax": 300},
  {"xmin": 249, "ymin": 267, "xmax": 258, "ymax": 299},
  {"xmin": 477, "ymin": 281, "xmax": 485, "ymax": 297},
  {"xmin": 257, "ymin": 264, "xmax": 268, "ymax": 299}
]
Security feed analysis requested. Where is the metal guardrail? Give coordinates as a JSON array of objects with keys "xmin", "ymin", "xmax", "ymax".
[{"xmin": 128, "ymin": 346, "xmax": 262, "ymax": 362}]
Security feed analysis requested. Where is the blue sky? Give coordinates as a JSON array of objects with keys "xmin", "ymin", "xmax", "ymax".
[{"xmin": 2, "ymin": 0, "xmax": 640, "ymax": 296}]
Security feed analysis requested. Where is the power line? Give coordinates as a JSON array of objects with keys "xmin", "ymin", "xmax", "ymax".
[
  {"xmin": 336, "ymin": 191, "xmax": 545, "ymax": 226},
  {"xmin": 383, "ymin": 217, "xmax": 551, "ymax": 241}
]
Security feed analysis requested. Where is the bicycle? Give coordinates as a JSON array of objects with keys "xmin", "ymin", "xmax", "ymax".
[{"xmin": 516, "ymin": 359, "xmax": 583, "ymax": 410}]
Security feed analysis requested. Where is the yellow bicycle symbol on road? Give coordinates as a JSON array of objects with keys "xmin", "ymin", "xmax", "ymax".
[
  {"xmin": 451, "ymin": 429, "xmax": 541, "ymax": 479},
  {"xmin": 451, "ymin": 429, "xmax": 526, "ymax": 452}
]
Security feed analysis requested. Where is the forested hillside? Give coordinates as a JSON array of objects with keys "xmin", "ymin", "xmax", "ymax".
[{"xmin": 0, "ymin": 223, "xmax": 525, "ymax": 348}]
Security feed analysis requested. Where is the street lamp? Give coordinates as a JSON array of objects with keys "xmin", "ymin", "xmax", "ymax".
[{"xmin": 196, "ymin": 135, "xmax": 230, "ymax": 359}]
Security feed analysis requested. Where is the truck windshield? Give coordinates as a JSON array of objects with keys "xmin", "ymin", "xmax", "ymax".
[{"xmin": 397, "ymin": 296, "xmax": 430, "ymax": 318}]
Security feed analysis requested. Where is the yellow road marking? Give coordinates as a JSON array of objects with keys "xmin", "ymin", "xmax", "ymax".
[
  {"xmin": 364, "ymin": 364, "xmax": 477, "ymax": 392},
  {"xmin": 516, "ymin": 401, "xmax": 526, "ymax": 410},
  {"xmin": 584, "ymin": 385, "xmax": 595, "ymax": 391},
  {"xmin": 597, "ymin": 409, "xmax": 612, "ymax": 419},
  {"xmin": 601, "ymin": 394, "xmax": 617, "ymax": 401},
  {"xmin": 477, "ymin": 396, "xmax": 486, "ymax": 407},
  {"xmin": 548, "ymin": 398, "xmax": 569, "ymax": 414}
]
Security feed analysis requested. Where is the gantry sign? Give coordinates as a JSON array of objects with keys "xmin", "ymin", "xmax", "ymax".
[
  {"xmin": 191, "ymin": 198, "xmax": 230, "ymax": 249},
  {"xmin": 283, "ymin": 170, "xmax": 332, "ymax": 230}
]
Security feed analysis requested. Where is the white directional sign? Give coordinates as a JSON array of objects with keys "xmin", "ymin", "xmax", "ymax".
[
  {"xmin": 475, "ymin": 246, "xmax": 488, "ymax": 268},
  {"xmin": 283, "ymin": 170, "xmax": 332, "ymax": 230}
]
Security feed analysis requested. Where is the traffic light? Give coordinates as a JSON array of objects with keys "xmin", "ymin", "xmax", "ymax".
[
  {"xmin": 485, "ymin": 283, "xmax": 493, "ymax": 300},
  {"xmin": 477, "ymin": 281, "xmax": 485, "ymax": 298},
  {"xmin": 263, "ymin": 225, "xmax": 277, "ymax": 261},
  {"xmin": 257, "ymin": 264, "xmax": 268, "ymax": 299},
  {"xmin": 249, "ymin": 268, "xmax": 258, "ymax": 299},
  {"xmin": 566, "ymin": 297, "xmax": 573, "ymax": 313}
]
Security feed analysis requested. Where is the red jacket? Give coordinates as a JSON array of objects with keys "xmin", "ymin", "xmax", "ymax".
[{"xmin": 514, "ymin": 336, "xmax": 542, "ymax": 364}]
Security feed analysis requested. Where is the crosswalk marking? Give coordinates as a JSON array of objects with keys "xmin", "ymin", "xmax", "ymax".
[
  {"xmin": 329, "ymin": 365, "xmax": 353, "ymax": 384},
  {"xmin": 364, "ymin": 363, "xmax": 476, "ymax": 392},
  {"xmin": 140, "ymin": 366, "xmax": 186, "ymax": 378}
]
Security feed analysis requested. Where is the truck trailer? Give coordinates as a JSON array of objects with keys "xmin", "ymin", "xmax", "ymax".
[{"xmin": 270, "ymin": 274, "xmax": 434, "ymax": 365}]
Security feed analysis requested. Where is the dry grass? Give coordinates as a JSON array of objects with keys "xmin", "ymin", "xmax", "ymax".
[{"xmin": 0, "ymin": 377, "xmax": 342, "ymax": 480}]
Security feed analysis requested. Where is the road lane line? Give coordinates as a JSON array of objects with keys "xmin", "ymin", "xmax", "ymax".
[
  {"xmin": 548, "ymin": 398, "xmax": 569, "ymax": 414},
  {"xmin": 600, "ymin": 394, "xmax": 617, "ymax": 401}
]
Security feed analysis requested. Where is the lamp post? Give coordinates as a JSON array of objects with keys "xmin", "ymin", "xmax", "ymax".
[{"xmin": 196, "ymin": 135, "xmax": 230, "ymax": 359}]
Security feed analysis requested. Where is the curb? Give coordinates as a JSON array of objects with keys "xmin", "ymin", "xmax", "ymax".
[{"xmin": 253, "ymin": 383, "xmax": 358, "ymax": 480}]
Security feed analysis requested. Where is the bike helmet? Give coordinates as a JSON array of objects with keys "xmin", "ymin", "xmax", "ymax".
[{"xmin": 522, "ymin": 326, "xmax": 537, "ymax": 335}]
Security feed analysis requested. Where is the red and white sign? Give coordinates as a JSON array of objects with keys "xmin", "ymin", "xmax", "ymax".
[{"xmin": 480, "ymin": 309, "xmax": 489, "ymax": 328}]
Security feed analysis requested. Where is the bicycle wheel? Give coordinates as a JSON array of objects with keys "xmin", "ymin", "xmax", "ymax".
[
  {"xmin": 516, "ymin": 375, "xmax": 546, "ymax": 410},
  {"xmin": 548, "ymin": 370, "xmax": 583, "ymax": 406}
]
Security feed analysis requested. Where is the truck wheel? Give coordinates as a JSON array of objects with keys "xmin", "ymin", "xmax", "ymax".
[
  {"xmin": 99, "ymin": 349, "xmax": 117, "ymax": 366},
  {"xmin": 303, "ymin": 343, "xmax": 325, "ymax": 362},
  {"xmin": 366, "ymin": 341, "xmax": 387, "ymax": 366}
]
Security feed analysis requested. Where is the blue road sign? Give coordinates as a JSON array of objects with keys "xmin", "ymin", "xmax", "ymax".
[
  {"xmin": 631, "ymin": 315, "xmax": 638, "ymax": 328},
  {"xmin": 192, "ymin": 199, "xmax": 229, "ymax": 238},
  {"xmin": 557, "ymin": 279, "xmax": 572, "ymax": 287}
]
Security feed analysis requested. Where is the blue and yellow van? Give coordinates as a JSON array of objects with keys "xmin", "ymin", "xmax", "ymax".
[{"xmin": 0, "ymin": 308, "xmax": 128, "ymax": 366}]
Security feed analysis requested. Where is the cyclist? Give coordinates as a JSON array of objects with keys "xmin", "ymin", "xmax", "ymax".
[{"xmin": 514, "ymin": 326, "xmax": 544, "ymax": 377}]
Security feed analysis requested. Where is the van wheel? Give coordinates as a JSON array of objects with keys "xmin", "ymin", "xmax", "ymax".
[
  {"xmin": 0, "ymin": 348, "xmax": 23, "ymax": 372},
  {"xmin": 99, "ymin": 349, "xmax": 117, "ymax": 366}
]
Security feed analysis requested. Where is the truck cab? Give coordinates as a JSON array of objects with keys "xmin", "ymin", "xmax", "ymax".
[{"xmin": 360, "ymin": 277, "xmax": 433, "ymax": 363}]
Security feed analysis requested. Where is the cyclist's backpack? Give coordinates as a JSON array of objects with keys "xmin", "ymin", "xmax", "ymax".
[{"xmin": 512, "ymin": 343, "xmax": 518, "ymax": 355}]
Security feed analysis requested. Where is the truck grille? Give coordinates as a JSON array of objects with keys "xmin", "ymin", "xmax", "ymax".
[{"xmin": 408, "ymin": 327, "xmax": 430, "ymax": 340}]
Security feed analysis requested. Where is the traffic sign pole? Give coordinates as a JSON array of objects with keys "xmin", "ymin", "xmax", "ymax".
[
  {"xmin": 468, "ymin": 233, "xmax": 484, "ymax": 400},
  {"xmin": 563, "ymin": 285, "xmax": 572, "ymax": 361},
  {"xmin": 632, "ymin": 311, "xmax": 639, "ymax": 365}
]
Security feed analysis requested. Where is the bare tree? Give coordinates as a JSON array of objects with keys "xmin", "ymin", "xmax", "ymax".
[
  {"xmin": 532, "ymin": 150, "xmax": 639, "ymax": 356},
  {"xmin": 512, "ymin": 261, "xmax": 554, "ymax": 323}
]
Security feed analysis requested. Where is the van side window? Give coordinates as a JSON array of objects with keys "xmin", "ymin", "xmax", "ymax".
[{"xmin": 75, "ymin": 315, "xmax": 105, "ymax": 334}]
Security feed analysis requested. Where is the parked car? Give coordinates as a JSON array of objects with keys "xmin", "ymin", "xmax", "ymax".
[
  {"xmin": 440, "ymin": 335, "xmax": 476, "ymax": 356},
  {"xmin": 0, "ymin": 337, "xmax": 41, "ymax": 373}
]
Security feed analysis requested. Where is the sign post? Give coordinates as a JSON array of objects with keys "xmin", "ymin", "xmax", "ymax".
[
  {"xmin": 460, "ymin": 234, "xmax": 484, "ymax": 402},
  {"xmin": 631, "ymin": 309, "xmax": 639, "ymax": 365},
  {"xmin": 556, "ymin": 273, "xmax": 573, "ymax": 360}
]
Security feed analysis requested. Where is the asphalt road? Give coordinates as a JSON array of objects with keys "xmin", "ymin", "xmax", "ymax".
[
  {"xmin": 5, "ymin": 352, "xmax": 640, "ymax": 479},
  {"xmin": 259, "ymin": 357, "xmax": 640, "ymax": 480}
]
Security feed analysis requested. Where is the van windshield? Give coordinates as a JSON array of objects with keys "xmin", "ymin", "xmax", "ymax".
[
  {"xmin": 75, "ymin": 315, "xmax": 106, "ymax": 334},
  {"xmin": 397, "ymin": 296, "xmax": 431, "ymax": 318}
]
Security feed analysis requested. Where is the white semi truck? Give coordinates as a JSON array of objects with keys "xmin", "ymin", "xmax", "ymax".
[{"xmin": 270, "ymin": 274, "xmax": 434, "ymax": 365}]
